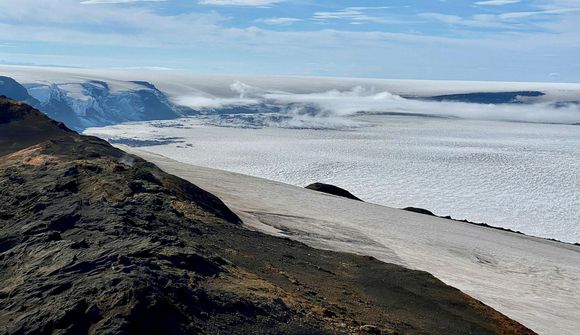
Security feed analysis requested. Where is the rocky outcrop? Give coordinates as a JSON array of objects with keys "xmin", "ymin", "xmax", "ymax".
[
  {"xmin": 401, "ymin": 205, "xmax": 529, "ymax": 236},
  {"xmin": 0, "ymin": 98, "xmax": 534, "ymax": 334},
  {"xmin": 305, "ymin": 182, "xmax": 362, "ymax": 201},
  {"xmin": 403, "ymin": 207, "xmax": 436, "ymax": 216}
]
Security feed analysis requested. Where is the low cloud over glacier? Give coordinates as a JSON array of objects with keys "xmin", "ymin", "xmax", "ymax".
[{"xmin": 174, "ymin": 81, "xmax": 580, "ymax": 129}]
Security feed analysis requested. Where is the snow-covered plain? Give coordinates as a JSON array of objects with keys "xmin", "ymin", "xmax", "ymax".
[
  {"xmin": 120, "ymin": 147, "xmax": 580, "ymax": 335},
  {"xmin": 4, "ymin": 65, "xmax": 579, "ymax": 239},
  {"xmin": 86, "ymin": 115, "xmax": 580, "ymax": 244}
]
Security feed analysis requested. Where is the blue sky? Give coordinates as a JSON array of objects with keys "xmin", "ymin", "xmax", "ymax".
[{"xmin": 1, "ymin": 0, "xmax": 579, "ymax": 82}]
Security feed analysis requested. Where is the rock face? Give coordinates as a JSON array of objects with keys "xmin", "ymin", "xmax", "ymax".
[
  {"xmin": 305, "ymin": 182, "xmax": 363, "ymax": 201},
  {"xmin": 0, "ymin": 97, "xmax": 535, "ymax": 334}
]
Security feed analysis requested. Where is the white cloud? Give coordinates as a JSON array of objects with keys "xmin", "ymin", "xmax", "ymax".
[
  {"xmin": 498, "ymin": 8, "xmax": 580, "ymax": 20},
  {"xmin": 1, "ymin": 0, "xmax": 580, "ymax": 80},
  {"xmin": 421, "ymin": 7, "xmax": 580, "ymax": 29},
  {"xmin": 0, "ymin": 0, "xmax": 225, "ymax": 47},
  {"xmin": 199, "ymin": 0, "xmax": 285, "ymax": 6},
  {"xmin": 0, "ymin": 0, "xmax": 469, "ymax": 49},
  {"xmin": 255, "ymin": 17, "xmax": 302, "ymax": 25},
  {"xmin": 419, "ymin": 13, "xmax": 510, "ymax": 28},
  {"xmin": 475, "ymin": 0, "xmax": 521, "ymax": 6},
  {"xmin": 81, "ymin": 0, "xmax": 165, "ymax": 3},
  {"xmin": 175, "ymin": 83, "xmax": 580, "ymax": 125},
  {"xmin": 313, "ymin": 7, "xmax": 402, "ymax": 25}
]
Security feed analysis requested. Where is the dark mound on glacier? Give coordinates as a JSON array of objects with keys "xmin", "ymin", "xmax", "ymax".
[
  {"xmin": 305, "ymin": 182, "xmax": 363, "ymax": 201},
  {"xmin": 403, "ymin": 207, "xmax": 437, "ymax": 216},
  {"xmin": 0, "ymin": 97, "xmax": 534, "ymax": 334}
]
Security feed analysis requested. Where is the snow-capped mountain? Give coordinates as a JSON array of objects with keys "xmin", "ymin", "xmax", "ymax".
[
  {"xmin": 25, "ymin": 80, "xmax": 191, "ymax": 130},
  {"xmin": 0, "ymin": 74, "xmax": 192, "ymax": 130}
]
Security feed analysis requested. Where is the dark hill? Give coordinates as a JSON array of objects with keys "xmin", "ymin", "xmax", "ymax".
[
  {"xmin": 0, "ymin": 97, "xmax": 534, "ymax": 334},
  {"xmin": 0, "ymin": 76, "xmax": 40, "ymax": 106},
  {"xmin": 306, "ymin": 182, "xmax": 362, "ymax": 201},
  {"xmin": 0, "ymin": 97, "xmax": 74, "ymax": 156}
]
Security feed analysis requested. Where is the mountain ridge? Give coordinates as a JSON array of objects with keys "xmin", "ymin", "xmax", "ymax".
[{"xmin": 0, "ymin": 75, "xmax": 194, "ymax": 130}]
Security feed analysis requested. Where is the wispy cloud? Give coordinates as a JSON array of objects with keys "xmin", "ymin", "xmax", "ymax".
[
  {"xmin": 313, "ymin": 7, "xmax": 401, "ymax": 25},
  {"xmin": 1, "ymin": 0, "xmax": 580, "ymax": 81},
  {"xmin": 421, "ymin": 6, "xmax": 580, "ymax": 29},
  {"xmin": 499, "ymin": 8, "xmax": 580, "ymax": 20},
  {"xmin": 199, "ymin": 0, "xmax": 285, "ymax": 6},
  {"xmin": 475, "ymin": 0, "xmax": 521, "ymax": 6},
  {"xmin": 419, "ymin": 13, "xmax": 510, "ymax": 29},
  {"xmin": 81, "ymin": 0, "xmax": 165, "ymax": 4},
  {"xmin": 255, "ymin": 17, "xmax": 302, "ymax": 25}
]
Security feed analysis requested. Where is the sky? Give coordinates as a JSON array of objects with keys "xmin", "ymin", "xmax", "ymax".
[{"xmin": 0, "ymin": 0, "xmax": 580, "ymax": 82}]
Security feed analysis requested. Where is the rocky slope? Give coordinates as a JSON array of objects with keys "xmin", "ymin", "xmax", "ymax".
[{"xmin": 0, "ymin": 97, "xmax": 534, "ymax": 334}]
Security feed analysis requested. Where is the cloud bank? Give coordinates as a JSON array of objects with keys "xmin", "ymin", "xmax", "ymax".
[
  {"xmin": 475, "ymin": 0, "xmax": 521, "ymax": 5},
  {"xmin": 175, "ymin": 82, "xmax": 580, "ymax": 128},
  {"xmin": 198, "ymin": 0, "xmax": 285, "ymax": 6}
]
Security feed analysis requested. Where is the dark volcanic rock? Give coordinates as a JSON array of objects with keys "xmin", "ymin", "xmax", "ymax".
[
  {"xmin": 403, "ymin": 207, "xmax": 436, "ymax": 216},
  {"xmin": 401, "ymin": 205, "xmax": 531, "ymax": 237},
  {"xmin": 305, "ymin": 182, "xmax": 363, "ymax": 201},
  {"xmin": 0, "ymin": 97, "xmax": 534, "ymax": 334},
  {"xmin": 0, "ymin": 98, "xmax": 74, "ymax": 156}
]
